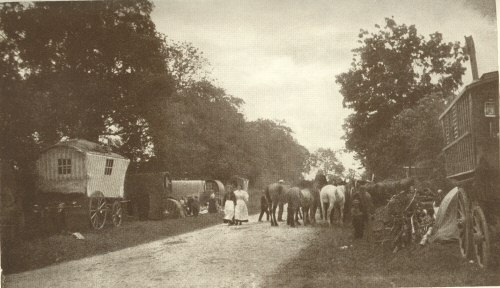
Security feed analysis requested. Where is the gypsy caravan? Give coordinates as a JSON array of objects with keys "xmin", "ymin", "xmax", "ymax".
[{"xmin": 35, "ymin": 139, "xmax": 130, "ymax": 230}]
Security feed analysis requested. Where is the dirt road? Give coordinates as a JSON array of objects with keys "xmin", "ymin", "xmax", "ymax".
[{"xmin": 5, "ymin": 213, "xmax": 319, "ymax": 288}]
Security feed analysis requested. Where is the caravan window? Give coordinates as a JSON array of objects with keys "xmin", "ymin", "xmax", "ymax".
[
  {"xmin": 104, "ymin": 159, "xmax": 114, "ymax": 175},
  {"xmin": 57, "ymin": 159, "xmax": 71, "ymax": 175}
]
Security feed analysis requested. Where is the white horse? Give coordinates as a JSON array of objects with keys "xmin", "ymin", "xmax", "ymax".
[{"xmin": 319, "ymin": 184, "xmax": 346, "ymax": 226}]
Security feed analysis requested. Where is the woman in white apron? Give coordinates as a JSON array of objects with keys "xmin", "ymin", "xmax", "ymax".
[
  {"xmin": 223, "ymin": 187, "xmax": 236, "ymax": 225},
  {"xmin": 234, "ymin": 184, "xmax": 249, "ymax": 225}
]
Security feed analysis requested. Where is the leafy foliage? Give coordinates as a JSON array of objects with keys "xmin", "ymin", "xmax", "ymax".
[
  {"xmin": 242, "ymin": 119, "xmax": 309, "ymax": 186},
  {"xmin": 0, "ymin": 1, "xmax": 310, "ymax": 186},
  {"xmin": 336, "ymin": 18, "xmax": 466, "ymax": 179},
  {"xmin": 0, "ymin": 1, "xmax": 171, "ymax": 165},
  {"xmin": 306, "ymin": 148, "xmax": 345, "ymax": 178}
]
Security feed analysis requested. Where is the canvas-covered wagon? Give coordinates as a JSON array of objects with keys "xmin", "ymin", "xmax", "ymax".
[
  {"xmin": 171, "ymin": 179, "xmax": 225, "ymax": 205},
  {"xmin": 34, "ymin": 139, "xmax": 130, "ymax": 230},
  {"xmin": 125, "ymin": 175, "xmax": 225, "ymax": 219}
]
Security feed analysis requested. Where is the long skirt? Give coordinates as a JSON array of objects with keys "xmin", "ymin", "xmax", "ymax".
[
  {"xmin": 223, "ymin": 200, "xmax": 235, "ymax": 223},
  {"xmin": 234, "ymin": 199, "xmax": 249, "ymax": 222}
]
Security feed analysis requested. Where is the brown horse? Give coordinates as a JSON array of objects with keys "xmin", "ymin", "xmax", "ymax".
[
  {"xmin": 285, "ymin": 187, "xmax": 301, "ymax": 227},
  {"xmin": 309, "ymin": 180, "xmax": 324, "ymax": 224},
  {"xmin": 299, "ymin": 187, "xmax": 313, "ymax": 225},
  {"xmin": 265, "ymin": 182, "xmax": 289, "ymax": 226}
]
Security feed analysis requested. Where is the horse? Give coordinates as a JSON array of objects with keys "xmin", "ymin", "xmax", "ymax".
[
  {"xmin": 309, "ymin": 179, "xmax": 324, "ymax": 224},
  {"xmin": 265, "ymin": 182, "xmax": 289, "ymax": 226},
  {"xmin": 319, "ymin": 184, "xmax": 346, "ymax": 226},
  {"xmin": 285, "ymin": 187, "xmax": 301, "ymax": 227},
  {"xmin": 299, "ymin": 187, "xmax": 313, "ymax": 225}
]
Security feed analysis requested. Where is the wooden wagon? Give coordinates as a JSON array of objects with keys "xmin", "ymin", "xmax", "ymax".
[
  {"xmin": 34, "ymin": 139, "xmax": 130, "ymax": 230},
  {"xmin": 439, "ymin": 70, "xmax": 500, "ymax": 268}
]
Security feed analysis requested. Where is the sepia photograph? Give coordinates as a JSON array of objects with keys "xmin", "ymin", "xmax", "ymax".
[{"xmin": 1, "ymin": 0, "xmax": 499, "ymax": 287}]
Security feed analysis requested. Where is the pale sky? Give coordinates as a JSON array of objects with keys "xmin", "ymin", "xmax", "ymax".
[{"xmin": 151, "ymin": 0, "xmax": 498, "ymax": 170}]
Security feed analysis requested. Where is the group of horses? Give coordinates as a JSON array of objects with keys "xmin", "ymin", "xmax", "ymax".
[{"xmin": 264, "ymin": 179, "xmax": 351, "ymax": 227}]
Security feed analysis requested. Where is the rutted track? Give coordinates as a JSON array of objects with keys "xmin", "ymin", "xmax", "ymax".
[{"xmin": 6, "ymin": 213, "xmax": 319, "ymax": 288}]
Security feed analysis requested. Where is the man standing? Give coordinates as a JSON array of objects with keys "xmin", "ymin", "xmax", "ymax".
[{"xmin": 351, "ymin": 186, "xmax": 374, "ymax": 241}]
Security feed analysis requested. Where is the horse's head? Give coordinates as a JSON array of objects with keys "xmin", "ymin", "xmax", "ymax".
[{"xmin": 298, "ymin": 179, "xmax": 313, "ymax": 189}]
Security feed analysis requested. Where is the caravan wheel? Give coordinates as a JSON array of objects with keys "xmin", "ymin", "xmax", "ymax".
[
  {"xmin": 111, "ymin": 200, "xmax": 123, "ymax": 227},
  {"xmin": 89, "ymin": 191, "xmax": 107, "ymax": 230},
  {"xmin": 472, "ymin": 205, "xmax": 490, "ymax": 268}
]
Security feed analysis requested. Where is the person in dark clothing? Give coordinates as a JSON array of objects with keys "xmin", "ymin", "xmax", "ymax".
[
  {"xmin": 351, "ymin": 187, "xmax": 375, "ymax": 239},
  {"xmin": 258, "ymin": 194, "xmax": 270, "ymax": 222},
  {"xmin": 191, "ymin": 196, "xmax": 200, "ymax": 216},
  {"xmin": 208, "ymin": 193, "xmax": 218, "ymax": 213},
  {"xmin": 186, "ymin": 197, "xmax": 194, "ymax": 216},
  {"xmin": 351, "ymin": 198, "xmax": 364, "ymax": 238}
]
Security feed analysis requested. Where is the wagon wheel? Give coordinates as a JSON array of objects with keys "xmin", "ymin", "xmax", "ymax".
[
  {"xmin": 111, "ymin": 200, "xmax": 123, "ymax": 227},
  {"xmin": 164, "ymin": 198, "xmax": 181, "ymax": 219},
  {"xmin": 89, "ymin": 191, "xmax": 107, "ymax": 230},
  {"xmin": 471, "ymin": 205, "xmax": 490, "ymax": 268},
  {"xmin": 457, "ymin": 188, "xmax": 471, "ymax": 258}
]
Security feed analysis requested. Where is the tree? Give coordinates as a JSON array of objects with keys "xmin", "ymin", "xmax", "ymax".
[
  {"xmin": 243, "ymin": 119, "xmax": 309, "ymax": 186},
  {"xmin": 0, "ymin": 1, "xmax": 173, "ymax": 167},
  {"xmin": 336, "ymin": 18, "xmax": 467, "ymax": 179},
  {"xmin": 306, "ymin": 148, "xmax": 345, "ymax": 178},
  {"xmin": 146, "ymin": 80, "xmax": 248, "ymax": 180}
]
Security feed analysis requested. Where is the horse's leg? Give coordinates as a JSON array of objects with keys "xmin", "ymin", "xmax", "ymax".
[
  {"xmin": 328, "ymin": 203, "xmax": 334, "ymax": 227},
  {"xmin": 287, "ymin": 206, "xmax": 294, "ymax": 227},
  {"xmin": 323, "ymin": 202, "xmax": 329, "ymax": 221},
  {"xmin": 271, "ymin": 203, "xmax": 275, "ymax": 226},
  {"xmin": 295, "ymin": 208, "xmax": 301, "ymax": 225},
  {"xmin": 286, "ymin": 205, "xmax": 291, "ymax": 226},
  {"xmin": 339, "ymin": 204, "xmax": 344, "ymax": 226},
  {"xmin": 278, "ymin": 202, "xmax": 284, "ymax": 221},
  {"xmin": 273, "ymin": 203, "xmax": 278, "ymax": 226},
  {"xmin": 318, "ymin": 195, "xmax": 324, "ymax": 219},
  {"xmin": 309, "ymin": 201, "xmax": 316, "ymax": 224},
  {"xmin": 303, "ymin": 206, "xmax": 307, "ymax": 226},
  {"xmin": 275, "ymin": 203, "xmax": 279, "ymax": 226}
]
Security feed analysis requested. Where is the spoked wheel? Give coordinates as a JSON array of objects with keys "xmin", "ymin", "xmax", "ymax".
[
  {"xmin": 89, "ymin": 191, "xmax": 108, "ymax": 230},
  {"xmin": 111, "ymin": 200, "xmax": 123, "ymax": 227},
  {"xmin": 471, "ymin": 205, "xmax": 490, "ymax": 268},
  {"xmin": 457, "ymin": 188, "xmax": 471, "ymax": 258},
  {"xmin": 164, "ymin": 198, "xmax": 181, "ymax": 219}
]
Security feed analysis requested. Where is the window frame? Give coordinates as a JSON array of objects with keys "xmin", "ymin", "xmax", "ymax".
[
  {"xmin": 57, "ymin": 158, "xmax": 72, "ymax": 175},
  {"xmin": 104, "ymin": 159, "xmax": 114, "ymax": 175}
]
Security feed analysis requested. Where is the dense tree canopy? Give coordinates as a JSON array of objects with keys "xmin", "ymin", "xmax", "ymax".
[
  {"xmin": 0, "ymin": 0, "xmax": 172, "ymax": 167},
  {"xmin": 336, "ymin": 18, "xmax": 467, "ymax": 179},
  {"xmin": 0, "ymin": 1, "xmax": 309, "ymax": 186},
  {"xmin": 243, "ymin": 119, "xmax": 309, "ymax": 186}
]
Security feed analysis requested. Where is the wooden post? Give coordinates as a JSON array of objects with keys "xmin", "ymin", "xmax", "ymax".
[{"xmin": 465, "ymin": 36, "xmax": 479, "ymax": 81}]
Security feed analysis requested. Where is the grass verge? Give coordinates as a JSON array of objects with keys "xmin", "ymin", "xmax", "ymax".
[{"xmin": 264, "ymin": 224, "xmax": 500, "ymax": 287}]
